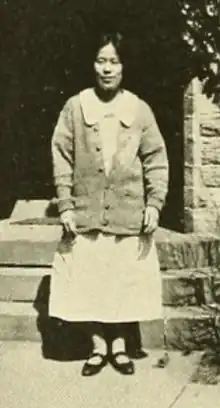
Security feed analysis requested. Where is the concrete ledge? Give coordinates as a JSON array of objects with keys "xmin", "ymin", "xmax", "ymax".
[
  {"xmin": 0, "ymin": 267, "xmax": 50, "ymax": 302},
  {"xmin": 0, "ymin": 266, "xmax": 218, "ymax": 306},
  {"xmin": 0, "ymin": 225, "xmax": 220, "ymax": 268},
  {"xmin": 0, "ymin": 302, "xmax": 217, "ymax": 350}
]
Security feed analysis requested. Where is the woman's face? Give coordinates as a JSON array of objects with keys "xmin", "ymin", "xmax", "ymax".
[{"xmin": 94, "ymin": 42, "xmax": 123, "ymax": 92}]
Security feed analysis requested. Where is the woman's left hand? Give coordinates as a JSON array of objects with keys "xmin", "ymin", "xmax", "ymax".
[{"xmin": 143, "ymin": 206, "xmax": 159, "ymax": 234}]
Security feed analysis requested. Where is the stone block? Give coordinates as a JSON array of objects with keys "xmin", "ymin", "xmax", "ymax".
[
  {"xmin": 198, "ymin": 187, "xmax": 220, "ymax": 209},
  {"xmin": 157, "ymin": 235, "xmax": 210, "ymax": 270},
  {"xmin": 202, "ymin": 165, "xmax": 220, "ymax": 187},
  {"xmin": 163, "ymin": 276, "xmax": 200, "ymax": 306},
  {"xmin": 0, "ymin": 303, "xmax": 41, "ymax": 342},
  {"xmin": 198, "ymin": 91, "xmax": 220, "ymax": 126},
  {"xmin": 0, "ymin": 225, "xmax": 61, "ymax": 266},
  {"xmin": 0, "ymin": 267, "xmax": 50, "ymax": 302},
  {"xmin": 184, "ymin": 94, "xmax": 194, "ymax": 116},
  {"xmin": 183, "ymin": 207, "xmax": 220, "ymax": 235},
  {"xmin": 184, "ymin": 117, "xmax": 200, "ymax": 146},
  {"xmin": 200, "ymin": 102, "xmax": 220, "ymax": 130},
  {"xmin": 184, "ymin": 136, "xmax": 201, "ymax": 166},
  {"xmin": 184, "ymin": 187, "xmax": 207, "ymax": 209},
  {"xmin": 165, "ymin": 307, "xmax": 218, "ymax": 350},
  {"xmin": 202, "ymin": 137, "xmax": 220, "ymax": 165},
  {"xmin": 184, "ymin": 165, "xmax": 202, "ymax": 188},
  {"xmin": 209, "ymin": 239, "xmax": 220, "ymax": 267},
  {"xmin": 183, "ymin": 208, "xmax": 195, "ymax": 233},
  {"xmin": 201, "ymin": 124, "xmax": 220, "ymax": 137},
  {"xmin": 184, "ymin": 187, "xmax": 197, "ymax": 209},
  {"xmin": 162, "ymin": 271, "xmax": 214, "ymax": 307}
]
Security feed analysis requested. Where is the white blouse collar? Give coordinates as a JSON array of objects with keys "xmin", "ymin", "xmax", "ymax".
[{"xmin": 79, "ymin": 88, "xmax": 139, "ymax": 128}]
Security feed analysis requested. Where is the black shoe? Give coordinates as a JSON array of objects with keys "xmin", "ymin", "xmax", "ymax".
[
  {"xmin": 81, "ymin": 352, "xmax": 108, "ymax": 377},
  {"xmin": 110, "ymin": 351, "xmax": 135, "ymax": 375}
]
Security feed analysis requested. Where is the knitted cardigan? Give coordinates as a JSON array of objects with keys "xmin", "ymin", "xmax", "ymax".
[{"xmin": 51, "ymin": 88, "xmax": 169, "ymax": 235}]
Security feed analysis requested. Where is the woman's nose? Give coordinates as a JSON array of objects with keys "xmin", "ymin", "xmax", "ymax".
[{"xmin": 103, "ymin": 62, "xmax": 112, "ymax": 72}]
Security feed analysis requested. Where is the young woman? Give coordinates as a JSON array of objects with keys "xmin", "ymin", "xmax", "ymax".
[{"xmin": 50, "ymin": 32, "xmax": 169, "ymax": 376}]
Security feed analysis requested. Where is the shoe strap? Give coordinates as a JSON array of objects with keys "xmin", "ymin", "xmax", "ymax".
[
  {"xmin": 87, "ymin": 352, "xmax": 106, "ymax": 364},
  {"xmin": 112, "ymin": 351, "xmax": 131, "ymax": 361}
]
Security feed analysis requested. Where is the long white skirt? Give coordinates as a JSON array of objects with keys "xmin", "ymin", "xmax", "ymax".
[{"xmin": 49, "ymin": 232, "xmax": 162, "ymax": 323}]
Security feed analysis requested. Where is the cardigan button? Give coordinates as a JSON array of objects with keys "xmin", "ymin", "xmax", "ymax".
[
  {"xmin": 102, "ymin": 219, "xmax": 109, "ymax": 226},
  {"xmin": 96, "ymin": 146, "xmax": 101, "ymax": 152},
  {"xmin": 105, "ymin": 204, "xmax": 110, "ymax": 210},
  {"xmin": 98, "ymin": 167, "xmax": 104, "ymax": 173}
]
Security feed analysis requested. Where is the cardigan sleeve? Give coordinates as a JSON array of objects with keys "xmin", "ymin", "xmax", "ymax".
[
  {"xmin": 51, "ymin": 98, "xmax": 75, "ymax": 214},
  {"xmin": 139, "ymin": 101, "xmax": 169, "ymax": 212}
]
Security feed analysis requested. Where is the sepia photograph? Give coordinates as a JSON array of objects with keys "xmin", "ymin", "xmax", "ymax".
[{"xmin": 0, "ymin": 1, "xmax": 220, "ymax": 407}]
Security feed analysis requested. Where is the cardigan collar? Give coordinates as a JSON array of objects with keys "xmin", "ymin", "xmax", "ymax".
[{"xmin": 79, "ymin": 88, "xmax": 139, "ymax": 128}]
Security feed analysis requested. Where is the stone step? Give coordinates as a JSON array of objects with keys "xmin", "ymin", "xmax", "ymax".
[
  {"xmin": 0, "ymin": 266, "xmax": 219, "ymax": 306},
  {"xmin": 0, "ymin": 267, "xmax": 50, "ymax": 303},
  {"xmin": 0, "ymin": 225, "xmax": 220, "ymax": 270},
  {"xmin": 162, "ymin": 267, "xmax": 219, "ymax": 306},
  {"xmin": 0, "ymin": 301, "xmax": 217, "ymax": 351}
]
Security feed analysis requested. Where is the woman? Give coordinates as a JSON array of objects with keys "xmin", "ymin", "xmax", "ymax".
[{"xmin": 50, "ymin": 32, "xmax": 169, "ymax": 376}]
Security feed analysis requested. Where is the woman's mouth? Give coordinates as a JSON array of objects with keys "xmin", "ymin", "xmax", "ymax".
[{"xmin": 102, "ymin": 77, "xmax": 114, "ymax": 83}]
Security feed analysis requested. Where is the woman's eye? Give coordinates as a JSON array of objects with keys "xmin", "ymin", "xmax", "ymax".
[
  {"xmin": 111, "ymin": 59, "xmax": 120, "ymax": 64},
  {"xmin": 96, "ymin": 58, "xmax": 106, "ymax": 64}
]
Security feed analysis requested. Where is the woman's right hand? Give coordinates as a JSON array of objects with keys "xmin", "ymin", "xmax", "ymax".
[{"xmin": 60, "ymin": 210, "xmax": 77, "ymax": 237}]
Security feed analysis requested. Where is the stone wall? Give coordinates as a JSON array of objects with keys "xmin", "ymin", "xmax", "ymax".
[
  {"xmin": 199, "ymin": 91, "xmax": 220, "ymax": 233},
  {"xmin": 183, "ymin": 79, "xmax": 203, "ymax": 232},
  {"xmin": 184, "ymin": 79, "xmax": 220, "ymax": 234}
]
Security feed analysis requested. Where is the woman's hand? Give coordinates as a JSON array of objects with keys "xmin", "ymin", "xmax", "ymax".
[
  {"xmin": 60, "ymin": 210, "xmax": 77, "ymax": 237},
  {"xmin": 143, "ymin": 206, "xmax": 159, "ymax": 234}
]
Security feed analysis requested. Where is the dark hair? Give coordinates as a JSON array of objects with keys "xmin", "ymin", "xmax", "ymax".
[{"xmin": 93, "ymin": 32, "xmax": 125, "ymax": 63}]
